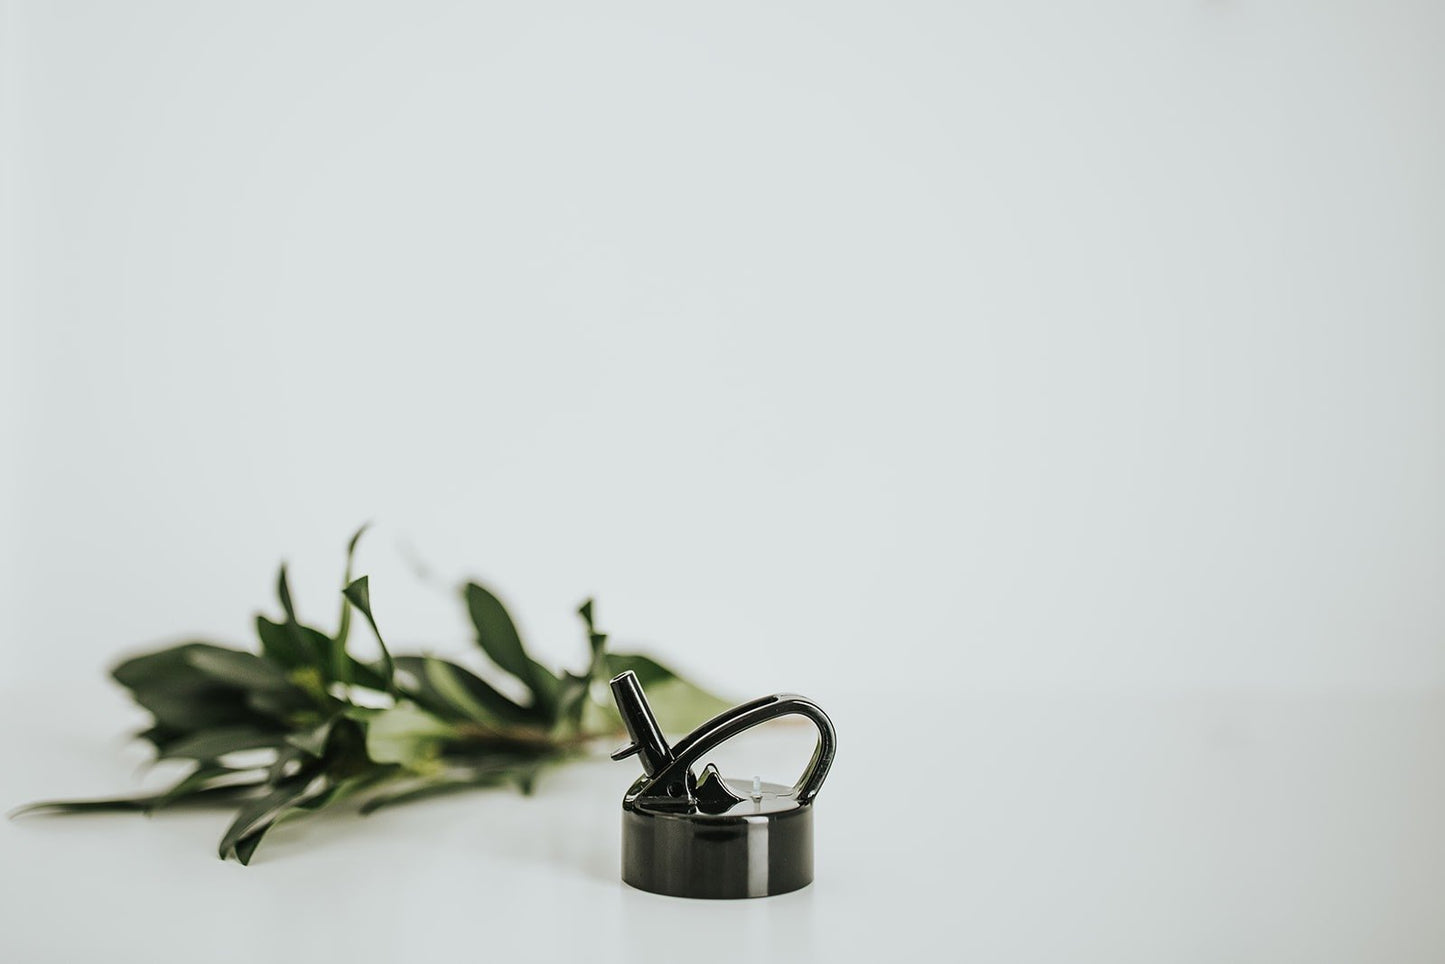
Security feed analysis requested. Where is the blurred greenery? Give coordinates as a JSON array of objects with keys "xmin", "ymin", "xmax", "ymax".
[{"xmin": 15, "ymin": 528, "xmax": 729, "ymax": 864}]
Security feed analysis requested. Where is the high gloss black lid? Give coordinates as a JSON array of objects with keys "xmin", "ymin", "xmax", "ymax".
[{"xmin": 609, "ymin": 671, "xmax": 836, "ymax": 899}]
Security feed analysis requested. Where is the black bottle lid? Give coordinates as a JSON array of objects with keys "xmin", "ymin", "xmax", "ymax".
[{"xmin": 609, "ymin": 670, "xmax": 837, "ymax": 899}]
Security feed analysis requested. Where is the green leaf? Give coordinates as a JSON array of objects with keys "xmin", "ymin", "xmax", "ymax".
[
  {"xmin": 14, "ymin": 780, "xmax": 261, "ymax": 817},
  {"xmin": 259, "ymin": 566, "xmax": 376, "ymax": 691},
  {"xmin": 130, "ymin": 689, "xmax": 257, "ymax": 735},
  {"xmin": 331, "ymin": 524, "xmax": 370, "ymax": 686},
  {"xmin": 13, "ymin": 798, "xmax": 159, "ymax": 815},
  {"xmin": 342, "ymin": 576, "xmax": 396, "ymax": 692},
  {"xmin": 360, "ymin": 702, "xmax": 453, "ymax": 765},
  {"xmin": 112, "ymin": 643, "xmax": 278, "ymax": 735},
  {"xmin": 318, "ymin": 714, "xmax": 375, "ymax": 778},
  {"xmin": 577, "ymin": 598, "xmax": 607, "ymax": 659},
  {"xmin": 266, "ymin": 745, "xmax": 307, "ymax": 783},
  {"xmin": 148, "ymin": 763, "xmax": 247, "ymax": 811},
  {"xmin": 275, "ymin": 564, "xmax": 295, "ymax": 618},
  {"xmin": 231, "ymin": 826, "xmax": 266, "ymax": 865},
  {"xmin": 112, "ymin": 643, "xmax": 229, "ymax": 691},
  {"xmin": 335, "ymin": 525, "xmax": 369, "ymax": 643},
  {"xmin": 463, "ymin": 583, "xmax": 559, "ymax": 717},
  {"xmin": 242, "ymin": 687, "xmax": 313, "ymax": 723},
  {"xmin": 160, "ymin": 726, "xmax": 285, "ymax": 762},
  {"xmin": 228, "ymin": 771, "xmax": 389, "ymax": 864},
  {"xmin": 511, "ymin": 758, "xmax": 549, "ymax": 796},
  {"xmin": 230, "ymin": 792, "xmax": 344, "ymax": 863},
  {"xmin": 255, "ymin": 615, "xmax": 318, "ymax": 671},
  {"xmin": 282, "ymin": 712, "xmax": 377, "ymax": 767},
  {"xmin": 117, "ymin": 642, "xmax": 291, "ymax": 700},
  {"xmin": 184, "ymin": 648, "xmax": 294, "ymax": 691},
  {"xmin": 216, "ymin": 724, "xmax": 376, "ymax": 861},
  {"xmin": 393, "ymin": 655, "xmax": 533, "ymax": 725},
  {"xmin": 284, "ymin": 719, "xmax": 336, "ymax": 758},
  {"xmin": 558, "ymin": 598, "xmax": 610, "ymax": 730},
  {"xmin": 462, "ymin": 584, "xmax": 527, "ymax": 678},
  {"xmin": 218, "ymin": 780, "xmax": 314, "ymax": 862},
  {"xmin": 357, "ymin": 768, "xmax": 512, "ymax": 815},
  {"xmin": 258, "ymin": 614, "xmax": 386, "ymax": 696},
  {"xmin": 278, "ymin": 566, "xmax": 332, "ymax": 666},
  {"xmin": 339, "ymin": 658, "xmax": 393, "ymax": 693}
]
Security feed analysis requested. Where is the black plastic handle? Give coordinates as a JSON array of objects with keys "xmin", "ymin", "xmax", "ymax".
[{"xmin": 610, "ymin": 672, "xmax": 836, "ymax": 809}]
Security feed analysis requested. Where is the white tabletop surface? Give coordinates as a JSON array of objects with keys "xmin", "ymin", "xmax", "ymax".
[{"xmin": 3, "ymin": 682, "xmax": 1442, "ymax": 963}]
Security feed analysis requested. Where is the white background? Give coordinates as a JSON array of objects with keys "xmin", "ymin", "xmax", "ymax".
[
  {"xmin": 3, "ymin": 0, "xmax": 1442, "ymax": 699},
  {"xmin": 1, "ymin": 3, "xmax": 1443, "ymax": 961}
]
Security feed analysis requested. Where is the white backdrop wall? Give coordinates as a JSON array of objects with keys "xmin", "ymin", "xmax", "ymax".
[{"xmin": 2, "ymin": 0, "xmax": 1442, "ymax": 699}]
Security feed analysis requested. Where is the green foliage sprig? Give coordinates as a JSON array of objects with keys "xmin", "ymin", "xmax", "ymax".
[{"xmin": 16, "ymin": 529, "xmax": 728, "ymax": 864}]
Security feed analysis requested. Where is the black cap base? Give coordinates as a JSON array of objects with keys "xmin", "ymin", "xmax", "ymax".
[{"xmin": 621, "ymin": 778, "xmax": 813, "ymax": 899}]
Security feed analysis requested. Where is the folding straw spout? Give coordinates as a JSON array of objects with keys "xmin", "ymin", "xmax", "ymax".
[{"xmin": 608, "ymin": 670, "xmax": 675, "ymax": 776}]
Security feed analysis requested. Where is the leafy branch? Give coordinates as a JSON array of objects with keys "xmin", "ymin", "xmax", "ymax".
[{"xmin": 14, "ymin": 529, "xmax": 729, "ymax": 864}]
